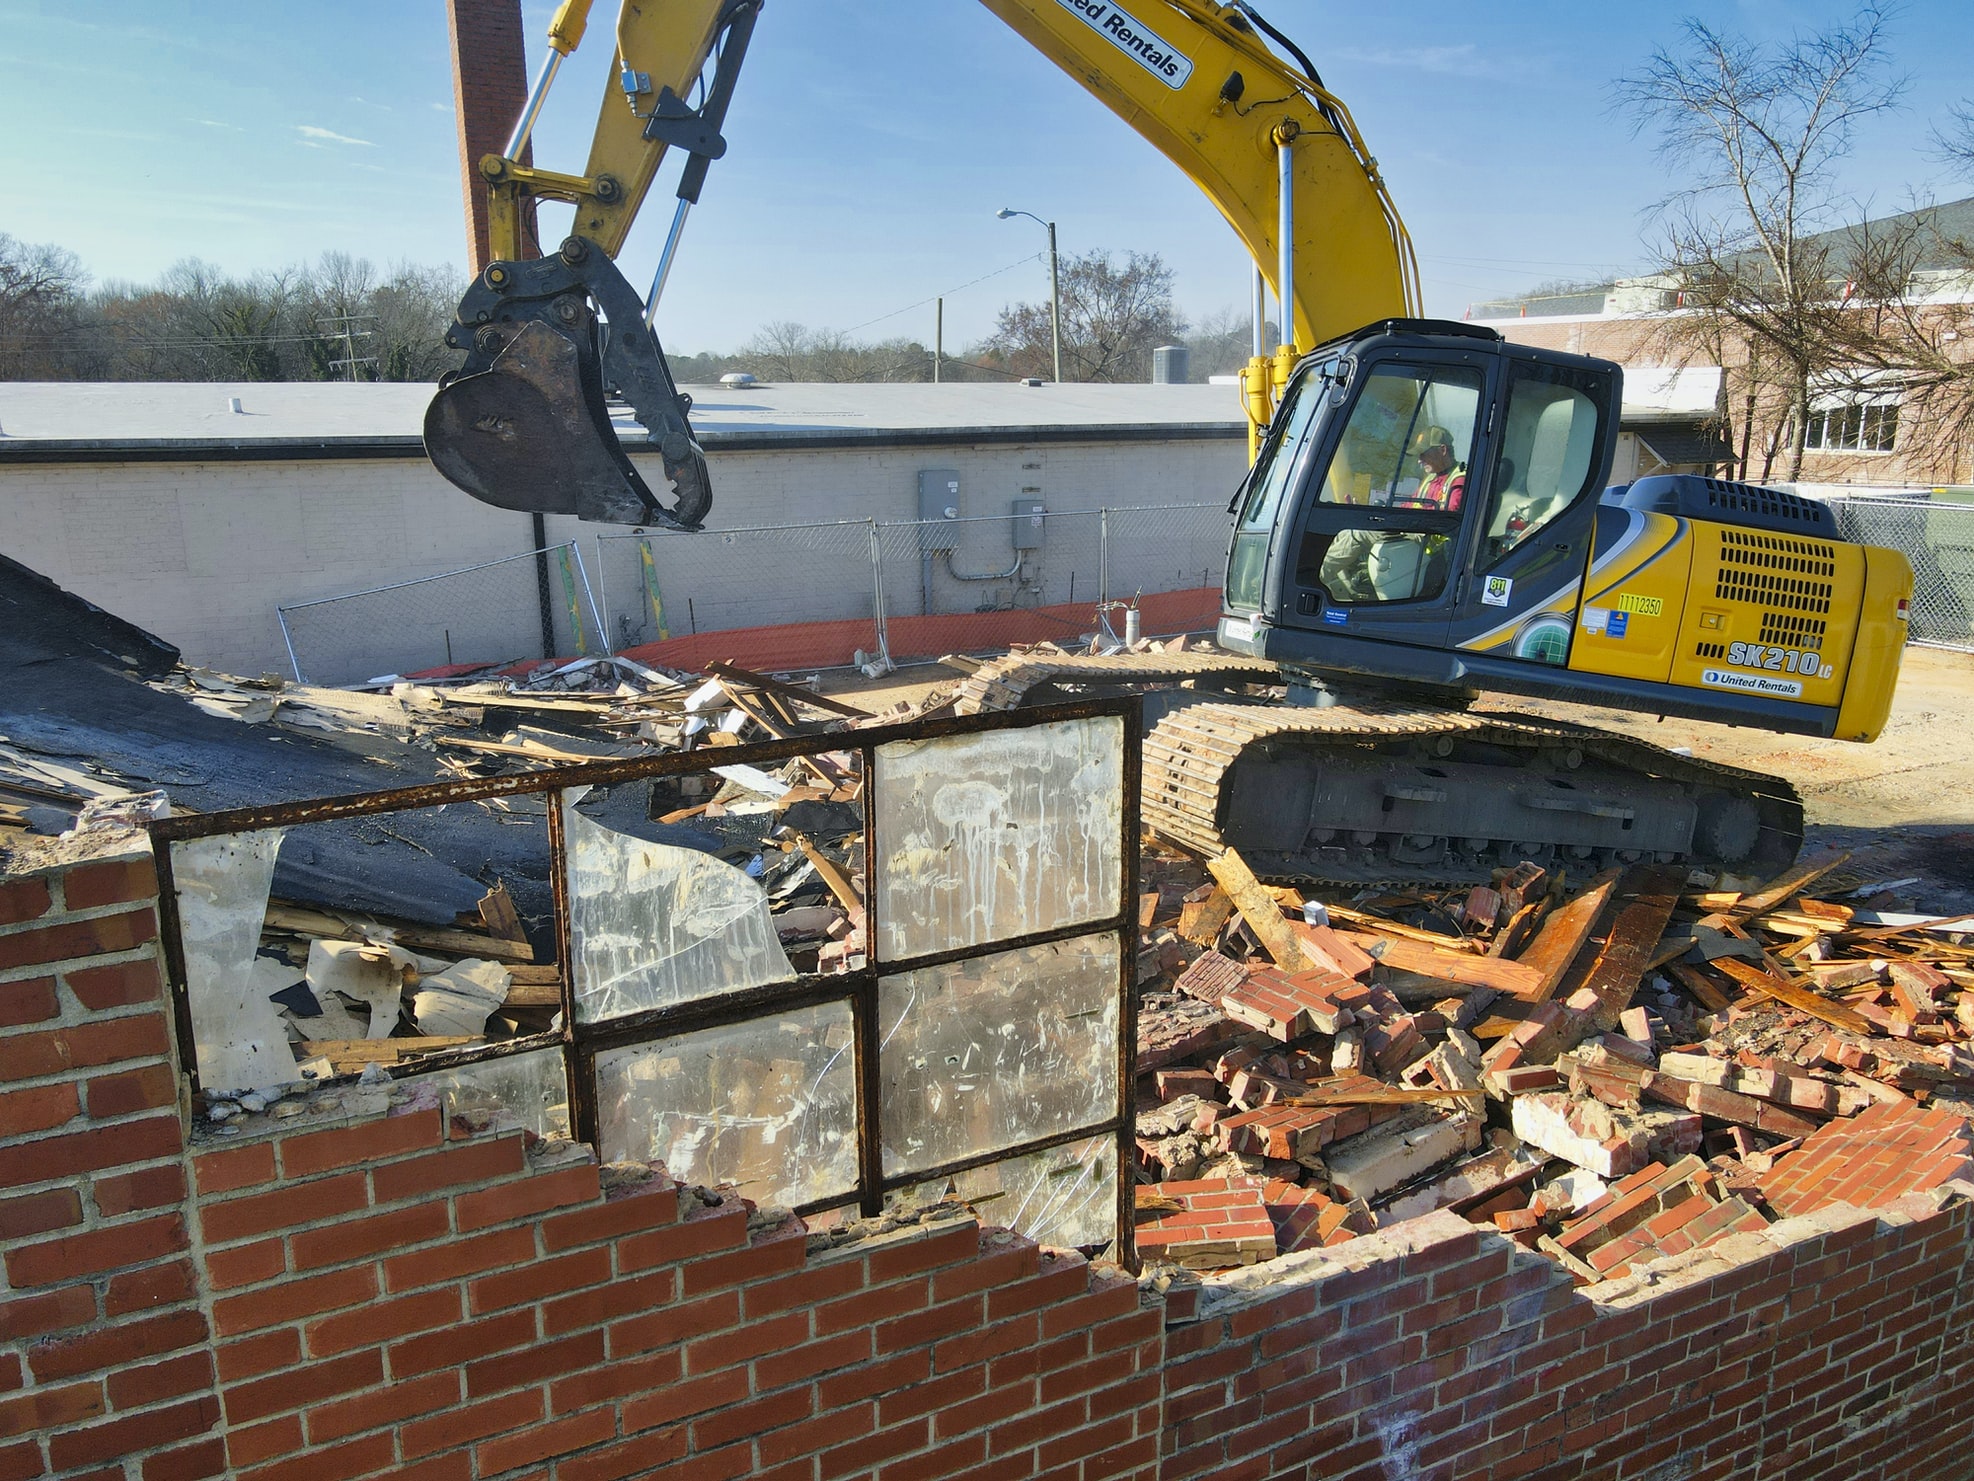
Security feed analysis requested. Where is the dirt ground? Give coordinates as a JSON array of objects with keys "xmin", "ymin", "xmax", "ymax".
[{"xmin": 824, "ymin": 644, "xmax": 1974, "ymax": 914}]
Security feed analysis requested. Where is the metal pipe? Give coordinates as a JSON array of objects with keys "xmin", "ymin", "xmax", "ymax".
[
  {"xmin": 1047, "ymin": 220, "xmax": 1063, "ymax": 384},
  {"xmin": 1252, "ymin": 264, "xmax": 1267, "ymax": 358},
  {"xmin": 504, "ymin": 47, "xmax": 565, "ymax": 160},
  {"xmin": 643, "ymin": 198, "xmax": 693, "ymax": 324},
  {"xmin": 1276, "ymin": 128, "xmax": 1297, "ymax": 348}
]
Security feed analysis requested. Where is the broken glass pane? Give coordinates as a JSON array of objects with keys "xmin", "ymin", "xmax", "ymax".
[
  {"xmin": 888, "ymin": 1134, "xmax": 1117, "ymax": 1251},
  {"xmin": 879, "ymin": 934, "xmax": 1120, "ymax": 1177},
  {"xmin": 424, "ymin": 1047, "xmax": 572, "ymax": 1141},
  {"xmin": 562, "ymin": 790, "xmax": 795, "ymax": 1022},
  {"xmin": 595, "ymin": 1000, "xmax": 858, "ymax": 1210},
  {"xmin": 872, "ymin": 715, "xmax": 1123, "ymax": 961},
  {"xmin": 171, "ymin": 829, "xmax": 304, "ymax": 1092}
]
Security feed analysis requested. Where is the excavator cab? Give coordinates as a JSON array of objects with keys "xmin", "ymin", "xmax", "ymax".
[{"xmin": 1223, "ymin": 319, "xmax": 1620, "ymax": 687}]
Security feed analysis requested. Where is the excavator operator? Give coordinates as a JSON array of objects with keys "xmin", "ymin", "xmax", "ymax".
[{"xmin": 1397, "ymin": 425, "xmax": 1466, "ymax": 512}]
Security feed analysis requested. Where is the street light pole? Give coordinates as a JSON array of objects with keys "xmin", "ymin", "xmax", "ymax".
[{"xmin": 997, "ymin": 207, "xmax": 1062, "ymax": 383}]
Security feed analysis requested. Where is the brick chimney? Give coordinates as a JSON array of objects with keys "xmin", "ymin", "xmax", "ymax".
[{"xmin": 445, "ymin": 0, "xmax": 541, "ymax": 275}]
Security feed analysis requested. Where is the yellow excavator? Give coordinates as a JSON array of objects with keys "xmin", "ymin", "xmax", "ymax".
[{"xmin": 424, "ymin": 0, "xmax": 1914, "ymax": 885}]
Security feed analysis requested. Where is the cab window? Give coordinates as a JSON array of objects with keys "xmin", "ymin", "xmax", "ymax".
[
  {"xmin": 1236, "ymin": 360, "xmax": 1332, "ymax": 531},
  {"xmin": 1480, "ymin": 367, "xmax": 1608, "ymax": 566}
]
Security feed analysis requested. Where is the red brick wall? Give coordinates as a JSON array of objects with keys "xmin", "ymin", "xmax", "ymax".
[
  {"xmin": 5, "ymin": 843, "xmax": 1974, "ymax": 1481},
  {"xmin": 445, "ymin": 0, "xmax": 539, "ymax": 275}
]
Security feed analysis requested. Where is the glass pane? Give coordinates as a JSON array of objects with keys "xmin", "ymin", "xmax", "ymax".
[
  {"xmin": 1238, "ymin": 363, "xmax": 1327, "ymax": 529},
  {"xmin": 562, "ymin": 791, "xmax": 795, "ymax": 1022},
  {"xmin": 1481, "ymin": 371, "xmax": 1603, "ymax": 565},
  {"xmin": 425, "ymin": 1047, "xmax": 571, "ymax": 1141},
  {"xmin": 172, "ymin": 829, "xmax": 303, "ymax": 1092},
  {"xmin": 879, "ymin": 934, "xmax": 1120, "ymax": 1177},
  {"xmin": 873, "ymin": 716, "xmax": 1123, "ymax": 960},
  {"xmin": 888, "ymin": 1134, "xmax": 1117, "ymax": 1251},
  {"xmin": 1304, "ymin": 525, "xmax": 1452, "ymax": 604},
  {"xmin": 595, "ymin": 1001, "xmax": 858, "ymax": 1210},
  {"xmin": 1317, "ymin": 366, "xmax": 1481, "ymax": 511}
]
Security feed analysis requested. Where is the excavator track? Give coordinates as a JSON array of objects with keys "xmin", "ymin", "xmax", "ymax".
[{"xmin": 956, "ymin": 652, "xmax": 1802, "ymax": 889}]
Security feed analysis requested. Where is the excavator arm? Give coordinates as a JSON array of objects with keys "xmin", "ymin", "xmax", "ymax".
[{"xmin": 426, "ymin": 0, "xmax": 1420, "ymax": 525}]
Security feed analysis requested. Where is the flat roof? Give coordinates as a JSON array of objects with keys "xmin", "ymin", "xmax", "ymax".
[{"xmin": 0, "ymin": 380, "xmax": 1245, "ymax": 463}]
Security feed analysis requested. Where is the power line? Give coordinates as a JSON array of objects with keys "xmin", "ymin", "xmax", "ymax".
[{"xmin": 838, "ymin": 252, "xmax": 1046, "ymax": 336}]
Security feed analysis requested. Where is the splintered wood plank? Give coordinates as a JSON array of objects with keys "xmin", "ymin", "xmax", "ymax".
[
  {"xmin": 464, "ymin": 882, "xmax": 527, "ymax": 946},
  {"xmin": 1666, "ymin": 961, "xmax": 1733, "ymax": 1012},
  {"xmin": 1710, "ymin": 957, "xmax": 1874, "ymax": 1035},
  {"xmin": 1563, "ymin": 866, "xmax": 1685, "ymax": 1029},
  {"xmin": 1489, "ymin": 897, "xmax": 1549, "ymax": 959},
  {"xmin": 1285, "ymin": 1086, "xmax": 1484, "ymax": 1107},
  {"xmin": 1177, "ymin": 886, "xmax": 1234, "ymax": 946},
  {"xmin": 299, "ymin": 1036, "xmax": 481, "ymax": 1068},
  {"xmin": 500, "ymin": 982, "xmax": 563, "ymax": 1008},
  {"xmin": 791, "ymin": 832, "xmax": 865, "ymax": 924},
  {"xmin": 1508, "ymin": 869, "xmax": 1622, "ymax": 1002},
  {"xmin": 264, "ymin": 901, "xmax": 535, "ymax": 963},
  {"xmin": 1728, "ymin": 851, "xmax": 1852, "ymax": 922},
  {"xmin": 1340, "ymin": 932, "xmax": 1543, "ymax": 996},
  {"xmin": 1324, "ymin": 903, "xmax": 1486, "ymax": 951},
  {"xmin": 704, "ymin": 660, "xmax": 873, "ymax": 718},
  {"xmin": 1205, "ymin": 847, "xmax": 1304, "ymax": 970}
]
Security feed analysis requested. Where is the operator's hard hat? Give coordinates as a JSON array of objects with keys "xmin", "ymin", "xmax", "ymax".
[{"xmin": 1409, "ymin": 424, "xmax": 1454, "ymax": 455}]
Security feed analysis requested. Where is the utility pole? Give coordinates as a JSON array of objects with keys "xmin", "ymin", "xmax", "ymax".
[
  {"xmin": 934, "ymin": 297, "xmax": 943, "ymax": 383},
  {"xmin": 1045, "ymin": 220, "xmax": 1061, "ymax": 385},
  {"xmin": 317, "ymin": 312, "xmax": 378, "ymax": 382}
]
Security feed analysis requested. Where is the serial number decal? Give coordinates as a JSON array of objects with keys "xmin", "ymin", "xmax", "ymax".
[
  {"xmin": 1726, "ymin": 641, "xmax": 1834, "ymax": 679},
  {"xmin": 1703, "ymin": 668, "xmax": 1803, "ymax": 699},
  {"xmin": 1221, "ymin": 616, "xmax": 1254, "ymax": 643},
  {"xmin": 1615, "ymin": 593, "xmax": 1663, "ymax": 616},
  {"xmin": 1055, "ymin": 0, "xmax": 1195, "ymax": 86}
]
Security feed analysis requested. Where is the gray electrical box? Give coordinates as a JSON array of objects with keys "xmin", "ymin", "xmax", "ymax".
[
  {"xmin": 917, "ymin": 469, "xmax": 961, "ymax": 522},
  {"xmin": 1011, "ymin": 499, "xmax": 1046, "ymax": 550}
]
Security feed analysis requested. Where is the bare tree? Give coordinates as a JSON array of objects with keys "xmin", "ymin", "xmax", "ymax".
[
  {"xmin": 0, "ymin": 235, "xmax": 91, "ymax": 379},
  {"xmin": 1615, "ymin": 7, "xmax": 1905, "ymax": 478},
  {"xmin": 1181, "ymin": 305, "xmax": 1277, "ymax": 382},
  {"xmin": 733, "ymin": 321, "xmax": 931, "ymax": 383},
  {"xmin": 984, "ymin": 250, "xmax": 1186, "ymax": 383}
]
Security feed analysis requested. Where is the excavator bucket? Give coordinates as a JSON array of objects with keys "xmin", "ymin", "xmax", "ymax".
[{"xmin": 423, "ymin": 240, "xmax": 712, "ymax": 529}]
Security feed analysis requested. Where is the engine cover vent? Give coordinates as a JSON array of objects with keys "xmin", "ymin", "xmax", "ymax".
[{"xmin": 1613, "ymin": 474, "xmax": 1843, "ymax": 539}]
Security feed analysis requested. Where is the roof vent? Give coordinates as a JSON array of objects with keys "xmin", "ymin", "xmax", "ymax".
[
  {"xmin": 1021, "ymin": 377, "xmax": 1046, "ymax": 387},
  {"xmin": 719, "ymin": 372, "xmax": 759, "ymax": 387},
  {"xmin": 226, "ymin": 397, "xmax": 244, "ymax": 414}
]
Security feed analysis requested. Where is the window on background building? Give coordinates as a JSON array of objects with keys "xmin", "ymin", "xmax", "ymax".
[{"xmin": 1804, "ymin": 396, "xmax": 1899, "ymax": 453}]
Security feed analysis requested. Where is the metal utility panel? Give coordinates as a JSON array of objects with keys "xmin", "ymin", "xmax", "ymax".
[
  {"xmin": 918, "ymin": 469, "xmax": 962, "ymax": 522},
  {"xmin": 1011, "ymin": 499, "xmax": 1047, "ymax": 550}
]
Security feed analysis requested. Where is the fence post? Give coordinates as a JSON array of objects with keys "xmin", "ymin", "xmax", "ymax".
[
  {"xmin": 568, "ymin": 542, "xmax": 611, "ymax": 656},
  {"xmin": 1099, "ymin": 507, "xmax": 1111, "ymax": 607},
  {"xmin": 865, "ymin": 519, "xmax": 893, "ymax": 669}
]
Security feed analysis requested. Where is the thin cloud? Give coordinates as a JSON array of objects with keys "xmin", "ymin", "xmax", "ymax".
[
  {"xmin": 295, "ymin": 124, "xmax": 375, "ymax": 147},
  {"xmin": 199, "ymin": 119, "xmax": 242, "ymax": 131}
]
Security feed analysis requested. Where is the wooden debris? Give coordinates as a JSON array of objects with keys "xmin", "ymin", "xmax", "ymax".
[
  {"xmin": 1509, "ymin": 869, "xmax": 1621, "ymax": 1002},
  {"xmin": 1205, "ymin": 847, "xmax": 1305, "ymax": 970}
]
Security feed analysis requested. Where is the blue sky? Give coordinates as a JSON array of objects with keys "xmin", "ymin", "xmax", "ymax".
[{"xmin": 5, "ymin": 1, "xmax": 1974, "ymax": 355}]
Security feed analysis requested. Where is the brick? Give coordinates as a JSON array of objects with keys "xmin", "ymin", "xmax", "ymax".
[
  {"xmin": 694, "ymin": 1385, "xmax": 813, "ymax": 1452},
  {"xmin": 226, "ymin": 1417, "xmax": 306, "ymax": 1473},
  {"xmin": 370, "ymin": 1133, "xmax": 524, "ymax": 1204},
  {"xmin": 206, "ymin": 1239, "xmax": 287, "ymax": 1292},
  {"xmin": 0, "ymin": 1186, "xmax": 81, "ymax": 1240},
  {"xmin": 65, "ymin": 957, "xmax": 163, "ymax": 1011},
  {"xmin": 469, "ymin": 1246, "xmax": 610, "ymax": 1315},
  {"xmin": 0, "ymin": 976, "xmax": 58, "ymax": 1027},
  {"xmin": 557, "ymin": 1429, "xmax": 690, "ymax": 1481},
  {"xmin": 401, "ymin": 1387, "xmax": 544, "ymax": 1459},
  {"xmin": 611, "ymin": 1290, "xmax": 742, "ymax": 1358},
  {"xmin": 215, "ymin": 1330, "xmax": 301, "ymax": 1384},
  {"xmin": 237, "ymin": 1431, "xmax": 395, "ymax": 1481},
  {"xmin": 84, "ymin": 1063, "xmax": 177, "ymax": 1118},
  {"xmin": 477, "ymin": 1406, "xmax": 616, "ymax": 1474},
  {"xmin": 540, "ymin": 1177, "xmax": 679, "ymax": 1251},
  {"xmin": 212, "ymin": 1264, "xmax": 378, "ymax": 1338},
  {"xmin": 390, "ymin": 1308, "xmax": 538, "ymax": 1379},
  {"xmin": 617, "ymin": 1205, "xmax": 750, "ymax": 1272},
  {"xmin": 815, "ymin": 1277, "xmax": 932, "ymax": 1337},
  {"xmin": 291, "ymin": 1200, "xmax": 449, "ymax": 1272},
  {"xmin": 95, "ymin": 1162, "xmax": 187, "ymax": 1218},
  {"xmin": 192, "ymin": 1141, "xmax": 276, "ymax": 1196},
  {"xmin": 0, "ymin": 1379, "xmax": 107, "ymax": 1441},
  {"xmin": 467, "ymin": 1329, "xmax": 603, "ymax": 1398},
  {"xmin": 0, "ymin": 1284, "xmax": 97, "ymax": 1343},
  {"xmin": 224, "ymin": 1349, "xmax": 381, "ymax": 1426},
  {"xmin": 201, "ymin": 1171, "xmax": 368, "ymax": 1246},
  {"xmin": 142, "ymin": 1435, "xmax": 228, "ymax": 1481},
  {"xmin": 543, "ymin": 1265, "xmax": 675, "ymax": 1337},
  {"xmin": 308, "ymin": 1287, "xmax": 461, "ymax": 1359},
  {"xmin": 46, "ymin": 1395, "xmax": 219, "ymax": 1471},
  {"xmin": 550, "ymin": 1350, "xmax": 683, "ymax": 1413},
  {"xmin": 622, "ymin": 1367, "xmax": 750, "ymax": 1433},
  {"xmin": 279, "ymin": 1107, "xmax": 444, "ymax": 1179},
  {"xmin": 63, "ymin": 858, "xmax": 159, "ymax": 911},
  {"xmin": 31, "ymin": 1308, "xmax": 208, "ymax": 1383},
  {"xmin": 106, "ymin": 1350, "xmax": 214, "ymax": 1411},
  {"xmin": 0, "ymin": 1014, "xmax": 170, "ymax": 1083},
  {"xmin": 6, "ymin": 1212, "xmax": 186, "ymax": 1288},
  {"xmin": 0, "ymin": 875, "xmax": 51, "ymax": 925},
  {"xmin": 454, "ymin": 1159, "xmax": 600, "ymax": 1231},
  {"xmin": 0, "ymin": 908, "xmax": 156, "ymax": 972},
  {"xmin": 685, "ymin": 1312, "xmax": 810, "ymax": 1377},
  {"xmin": 0, "ymin": 1112, "xmax": 178, "ymax": 1193},
  {"xmin": 756, "ymin": 1329, "xmax": 872, "ymax": 1391},
  {"xmin": 868, "ymin": 1223, "xmax": 983, "ymax": 1283},
  {"xmin": 383, "ymin": 1223, "xmax": 532, "ymax": 1293},
  {"xmin": 0, "ymin": 1081, "xmax": 80, "ymax": 1137},
  {"xmin": 306, "ymin": 1371, "xmax": 458, "ymax": 1445}
]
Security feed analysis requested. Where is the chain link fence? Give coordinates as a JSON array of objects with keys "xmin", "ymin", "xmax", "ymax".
[
  {"xmin": 277, "ymin": 543, "xmax": 608, "ymax": 685},
  {"xmin": 1818, "ymin": 495, "xmax": 1974, "ymax": 651},
  {"xmin": 595, "ymin": 503, "xmax": 1232, "ymax": 669}
]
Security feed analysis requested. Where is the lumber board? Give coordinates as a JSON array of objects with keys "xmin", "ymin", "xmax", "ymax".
[
  {"xmin": 264, "ymin": 901, "xmax": 535, "ymax": 963},
  {"xmin": 299, "ymin": 1036, "xmax": 481, "ymax": 1066},
  {"xmin": 1205, "ymin": 847, "xmax": 1304, "ymax": 970},
  {"xmin": 1324, "ymin": 903, "xmax": 1485, "ymax": 951},
  {"xmin": 704, "ymin": 661, "xmax": 872, "ymax": 718},
  {"xmin": 1340, "ymin": 931, "xmax": 1543, "ymax": 996},
  {"xmin": 1567, "ymin": 866, "xmax": 1684, "ymax": 1029},
  {"xmin": 1710, "ymin": 957, "xmax": 1874, "ymax": 1034},
  {"xmin": 1729, "ymin": 851, "xmax": 1852, "ymax": 922},
  {"xmin": 1508, "ymin": 869, "xmax": 1621, "ymax": 1002}
]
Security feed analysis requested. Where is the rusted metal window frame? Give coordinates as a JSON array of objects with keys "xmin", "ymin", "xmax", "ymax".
[{"xmin": 148, "ymin": 696, "xmax": 1141, "ymax": 1264}]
